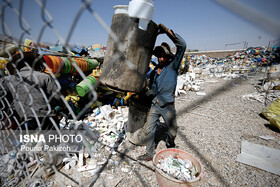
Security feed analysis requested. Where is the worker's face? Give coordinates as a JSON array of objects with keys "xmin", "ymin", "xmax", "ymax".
[{"xmin": 157, "ymin": 52, "xmax": 169, "ymax": 66}]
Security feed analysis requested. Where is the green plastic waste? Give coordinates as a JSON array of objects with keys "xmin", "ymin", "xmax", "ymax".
[
  {"xmin": 75, "ymin": 76, "xmax": 97, "ymax": 97},
  {"xmin": 85, "ymin": 58, "xmax": 99, "ymax": 71}
]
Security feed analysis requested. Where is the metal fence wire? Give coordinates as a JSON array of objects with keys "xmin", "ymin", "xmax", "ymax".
[
  {"xmin": 0, "ymin": 0, "xmax": 139, "ymax": 186},
  {"xmin": 0, "ymin": 0, "xmax": 279, "ymax": 186}
]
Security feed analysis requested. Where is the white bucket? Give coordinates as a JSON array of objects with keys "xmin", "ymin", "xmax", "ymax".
[
  {"xmin": 128, "ymin": 0, "xmax": 154, "ymax": 30},
  {"xmin": 153, "ymin": 149, "xmax": 205, "ymax": 187},
  {"xmin": 138, "ymin": 19, "xmax": 150, "ymax": 30},
  {"xmin": 113, "ymin": 5, "xmax": 128, "ymax": 14}
]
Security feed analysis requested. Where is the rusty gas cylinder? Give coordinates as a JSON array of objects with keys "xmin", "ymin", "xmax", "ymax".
[{"xmin": 100, "ymin": 13, "xmax": 158, "ymax": 92}]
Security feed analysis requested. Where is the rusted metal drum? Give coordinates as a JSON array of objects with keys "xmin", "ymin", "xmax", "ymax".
[
  {"xmin": 126, "ymin": 96, "xmax": 150, "ymax": 145},
  {"xmin": 100, "ymin": 13, "xmax": 158, "ymax": 92}
]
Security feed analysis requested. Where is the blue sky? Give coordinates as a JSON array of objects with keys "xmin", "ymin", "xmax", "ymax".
[{"xmin": 1, "ymin": 0, "xmax": 280, "ymax": 51}]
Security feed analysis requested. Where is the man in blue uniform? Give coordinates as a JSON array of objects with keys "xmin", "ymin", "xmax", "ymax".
[{"xmin": 138, "ymin": 24, "xmax": 186, "ymax": 161}]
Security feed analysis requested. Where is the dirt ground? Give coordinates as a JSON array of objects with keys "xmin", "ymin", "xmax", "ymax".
[
  {"xmin": 115, "ymin": 71, "xmax": 279, "ymax": 187},
  {"xmin": 44, "ymin": 71, "xmax": 280, "ymax": 187}
]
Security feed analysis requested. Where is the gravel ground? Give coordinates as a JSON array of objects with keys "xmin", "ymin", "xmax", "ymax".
[
  {"xmin": 113, "ymin": 71, "xmax": 280, "ymax": 187},
  {"xmin": 44, "ymin": 71, "xmax": 280, "ymax": 187}
]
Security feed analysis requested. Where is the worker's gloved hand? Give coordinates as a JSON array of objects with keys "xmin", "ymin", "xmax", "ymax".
[
  {"xmin": 158, "ymin": 23, "xmax": 176, "ymax": 40},
  {"xmin": 145, "ymin": 89, "xmax": 156, "ymax": 101},
  {"xmin": 158, "ymin": 23, "xmax": 169, "ymax": 35}
]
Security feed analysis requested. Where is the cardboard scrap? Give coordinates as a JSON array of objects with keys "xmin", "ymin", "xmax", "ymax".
[{"xmin": 236, "ymin": 141, "xmax": 280, "ymax": 176}]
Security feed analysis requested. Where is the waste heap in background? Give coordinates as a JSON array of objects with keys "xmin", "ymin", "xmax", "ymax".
[{"xmin": 175, "ymin": 45, "xmax": 280, "ymax": 97}]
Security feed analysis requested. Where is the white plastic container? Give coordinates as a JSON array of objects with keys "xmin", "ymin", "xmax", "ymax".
[
  {"xmin": 113, "ymin": 5, "xmax": 128, "ymax": 14},
  {"xmin": 128, "ymin": 0, "xmax": 155, "ymax": 30}
]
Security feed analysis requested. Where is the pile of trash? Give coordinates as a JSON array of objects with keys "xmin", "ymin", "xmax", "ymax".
[
  {"xmin": 60, "ymin": 105, "xmax": 128, "ymax": 151},
  {"xmin": 156, "ymin": 155, "xmax": 198, "ymax": 182},
  {"xmin": 23, "ymin": 39, "xmax": 106, "ymax": 59},
  {"xmin": 175, "ymin": 46, "xmax": 280, "ymax": 97},
  {"xmin": 186, "ymin": 46, "xmax": 272, "ymax": 71},
  {"xmin": 175, "ymin": 72, "xmax": 205, "ymax": 96},
  {"xmin": 53, "ymin": 104, "xmax": 129, "ymax": 180},
  {"xmin": 85, "ymin": 105, "xmax": 128, "ymax": 149}
]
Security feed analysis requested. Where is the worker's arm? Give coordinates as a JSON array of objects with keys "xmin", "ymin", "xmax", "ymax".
[{"xmin": 158, "ymin": 24, "xmax": 186, "ymax": 71}]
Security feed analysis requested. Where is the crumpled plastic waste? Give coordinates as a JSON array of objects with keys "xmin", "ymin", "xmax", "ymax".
[
  {"xmin": 63, "ymin": 154, "xmax": 78, "ymax": 170},
  {"xmin": 60, "ymin": 105, "xmax": 128, "ymax": 152},
  {"xmin": 175, "ymin": 72, "xmax": 204, "ymax": 96},
  {"xmin": 86, "ymin": 105, "xmax": 128, "ymax": 150},
  {"xmin": 156, "ymin": 155, "xmax": 197, "ymax": 182}
]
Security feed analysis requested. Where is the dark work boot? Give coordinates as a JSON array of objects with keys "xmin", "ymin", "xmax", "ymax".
[{"xmin": 166, "ymin": 135, "xmax": 175, "ymax": 148}]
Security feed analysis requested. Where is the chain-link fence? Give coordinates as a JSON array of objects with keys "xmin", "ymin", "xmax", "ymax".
[
  {"xmin": 0, "ymin": 0, "xmax": 280, "ymax": 186},
  {"xmin": 0, "ymin": 0, "xmax": 141, "ymax": 186}
]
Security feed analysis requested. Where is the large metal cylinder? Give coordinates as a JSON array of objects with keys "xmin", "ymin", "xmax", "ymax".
[
  {"xmin": 126, "ymin": 97, "xmax": 150, "ymax": 145},
  {"xmin": 100, "ymin": 13, "xmax": 158, "ymax": 92}
]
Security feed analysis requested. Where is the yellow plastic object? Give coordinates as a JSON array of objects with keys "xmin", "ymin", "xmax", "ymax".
[
  {"xmin": 0, "ymin": 58, "xmax": 7, "ymax": 69},
  {"xmin": 262, "ymin": 97, "xmax": 280, "ymax": 130},
  {"xmin": 24, "ymin": 39, "xmax": 33, "ymax": 47},
  {"xmin": 90, "ymin": 100, "xmax": 102, "ymax": 109},
  {"xmin": 91, "ymin": 69, "xmax": 102, "ymax": 77},
  {"xmin": 124, "ymin": 92, "xmax": 132, "ymax": 101},
  {"xmin": 65, "ymin": 95, "xmax": 80, "ymax": 107}
]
